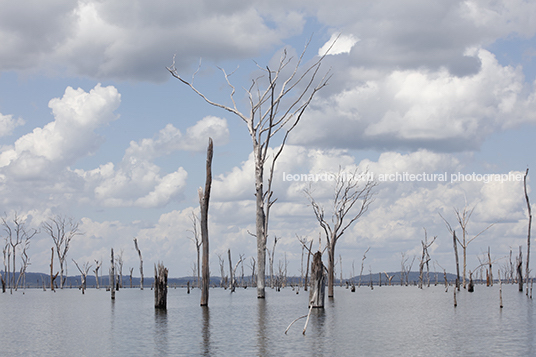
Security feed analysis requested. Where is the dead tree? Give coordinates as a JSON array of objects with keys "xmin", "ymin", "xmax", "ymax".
[
  {"xmin": 72, "ymin": 259, "xmax": 91, "ymax": 294},
  {"xmin": 133, "ymin": 238, "xmax": 144, "ymax": 290},
  {"xmin": 383, "ymin": 272, "xmax": 394, "ymax": 286},
  {"xmin": 453, "ymin": 231, "xmax": 461, "ymax": 290},
  {"xmin": 115, "ymin": 250, "xmax": 124, "ymax": 289},
  {"xmin": 228, "ymin": 249, "xmax": 233, "ymax": 291},
  {"xmin": 2, "ymin": 213, "xmax": 37, "ymax": 291},
  {"xmin": 440, "ymin": 203, "xmax": 494, "ymax": 289},
  {"xmin": 309, "ymin": 251, "xmax": 325, "ymax": 308},
  {"xmin": 487, "ymin": 246, "xmax": 493, "ymax": 286},
  {"xmin": 249, "ymin": 257, "xmax": 256, "ymax": 287},
  {"xmin": 110, "ymin": 248, "xmax": 115, "ymax": 300},
  {"xmin": 517, "ymin": 246, "xmax": 524, "ymax": 292},
  {"xmin": 267, "ymin": 236, "xmax": 279, "ymax": 289},
  {"xmin": 42, "ymin": 215, "xmax": 81, "ymax": 289},
  {"xmin": 297, "ymin": 236, "xmax": 313, "ymax": 291},
  {"xmin": 199, "ymin": 138, "xmax": 213, "ymax": 306},
  {"xmin": 93, "ymin": 260, "xmax": 102, "ymax": 289},
  {"xmin": 129, "ymin": 268, "xmax": 133, "ymax": 288},
  {"xmin": 419, "ymin": 229, "xmax": 437, "ymax": 289},
  {"xmin": 217, "ymin": 253, "xmax": 226, "ymax": 287},
  {"xmin": 524, "ymin": 168, "xmax": 532, "ymax": 292},
  {"xmin": 154, "ymin": 262, "xmax": 168, "ymax": 309},
  {"xmin": 359, "ymin": 247, "xmax": 370, "ymax": 287},
  {"xmin": 188, "ymin": 212, "xmax": 202, "ymax": 289},
  {"xmin": 168, "ymin": 38, "xmax": 334, "ymax": 299},
  {"xmin": 50, "ymin": 248, "xmax": 58, "ymax": 291},
  {"xmin": 305, "ymin": 168, "xmax": 377, "ymax": 297}
]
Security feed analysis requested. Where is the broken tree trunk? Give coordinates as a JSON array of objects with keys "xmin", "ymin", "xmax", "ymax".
[
  {"xmin": 199, "ymin": 138, "xmax": 213, "ymax": 307},
  {"xmin": 154, "ymin": 262, "xmax": 168, "ymax": 309},
  {"xmin": 468, "ymin": 270, "xmax": 474, "ymax": 292},
  {"xmin": 309, "ymin": 251, "xmax": 325, "ymax": 308}
]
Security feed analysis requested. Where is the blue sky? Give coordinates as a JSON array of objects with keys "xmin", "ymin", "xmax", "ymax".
[{"xmin": 1, "ymin": 0, "xmax": 536, "ymax": 280}]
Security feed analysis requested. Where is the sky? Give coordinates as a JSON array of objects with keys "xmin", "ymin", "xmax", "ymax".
[{"xmin": 2, "ymin": 0, "xmax": 536, "ymax": 281}]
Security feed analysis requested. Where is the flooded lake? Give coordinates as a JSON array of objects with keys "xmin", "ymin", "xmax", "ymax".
[{"xmin": 1, "ymin": 284, "xmax": 535, "ymax": 356}]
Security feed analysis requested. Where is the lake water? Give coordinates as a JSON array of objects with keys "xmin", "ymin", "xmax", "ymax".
[{"xmin": 1, "ymin": 284, "xmax": 535, "ymax": 356}]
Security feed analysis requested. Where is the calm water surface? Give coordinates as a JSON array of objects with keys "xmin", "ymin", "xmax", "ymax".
[{"xmin": 1, "ymin": 285, "xmax": 535, "ymax": 356}]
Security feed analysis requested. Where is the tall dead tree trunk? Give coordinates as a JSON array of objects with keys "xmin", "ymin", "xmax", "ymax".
[
  {"xmin": 453, "ymin": 231, "xmax": 460, "ymax": 291},
  {"xmin": 50, "ymin": 248, "xmax": 57, "ymax": 291},
  {"xmin": 133, "ymin": 238, "xmax": 144, "ymax": 290},
  {"xmin": 110, "ymin": 248, "xmax": 115, "ymax": 300},
  {"xmin": 168, "ymin": 38, "xmax": 335, "ymax": 299},
  {"xmin": 154, "ymin": 262, "xmax": 168, "ymax": 309},
  {"xmin": 309, "ymin": 251, "xmax": 325, "ymax": 308},
  {"xmin": 199, "ymin": 138, "xmax": 213, "ymax": 306},
  {"xmin": 228, "ymin": 249, "xmax": 234, "ymax": 291},
  {"xmin": 524, "ymin": 168, "xmax": 532, "ymax": 292}
]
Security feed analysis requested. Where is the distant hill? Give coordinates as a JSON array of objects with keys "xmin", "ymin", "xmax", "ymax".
[{"xmin": 1, "ymin": 270, "xmax": 461, "ymax": 289}]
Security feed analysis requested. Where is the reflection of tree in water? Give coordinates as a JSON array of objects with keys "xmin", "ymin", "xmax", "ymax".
[
  {"xmin": 201, "ymin": 306, "xmax": 211, "ymax": 356},
  {"xmin": 154, "ymin": 309, "xmax": 168, "ymax": 355},
  {"xmin": 256, "ymin": 299, "xmax": 267, "ymax": 356}
]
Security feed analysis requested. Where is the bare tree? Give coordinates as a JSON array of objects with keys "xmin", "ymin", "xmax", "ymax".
[
  {"xmin": 305, "ymin": 169, "xmax": 377, "ymax": 297},
  {"xmin": 168, "ymin": 38, "xmax": 334, "ymax": 299},
  {"xmin": 42, "ymin": 215, "xmax": 82, "ymax": 289},
  {"xmin": 217, "ymin": 253, "xmax": 226, "ymax": 287},
  {"xmin": 418, "ymin": 228, "xmax": 437, "ymax": 289},
  {"xmin": 517, "ymin": 246, "xmax": 524, "ymax": 292},
  {"xmin": 93, "ymin": 260, "xmax": 102, "ymax": 289},
  {"xmin": 440, "ymin": 202, "xmax": 494, "ymax": 289},
  {"xmin": 248, "ymin": 257, "xmax": 256, "ymax": 287},
  {"xmin": 188, "ymin": 211, "xmax": 202, "ymax": 289},
  {"xmin": 359, "ymin": 247, "xmax": 370, "ymax": 287},
  {"xmin": 267, "ymin": 236, "xmax": 279, "ymax": 289},
  {"xmin": 2, "ymin": 213, "xmax": 38, "ymax": 291},
  {"xmin": 110, "ymin": 248, "xmax": 115, "ymax": 300},
  {"xmin": 133, "ymin": 238, "xmax": 144, "ymax": 290},
  {"xmin": 524, "ymin": 168, "xmax": 532, "ymax": 292},
  {"xmin": 115, "ymin": 249, "xmax": 124, "ymax": 289},
  {"xmin": 199, "ymin": 138, "xmax": 213, "ymax": 306},
  {"xmin": 72, "ymin": 259, "xmax": 91, "ymax": 294},
  {"xmin": 129, "ymin": 268, "xmax": 133, "ymax": 288}
]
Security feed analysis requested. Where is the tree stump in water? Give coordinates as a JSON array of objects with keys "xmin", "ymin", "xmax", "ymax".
[
  {"xmin": 154, "ymin": 263, "xmax": 168, "ymax": 309},
  {"xmin": 468, "ymin": 271, "xmax": 474, "ymax": 292},
  {"xmin": 309, "ymin": 251, "xmax": 325, "ymax": 308}
]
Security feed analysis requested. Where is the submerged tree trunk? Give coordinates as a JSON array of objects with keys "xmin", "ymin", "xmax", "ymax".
[
  {"xmin": 199, "ymin": 138, "xmax": 213, "ymax": 307},
  {"xmin": 309, "ymin": 252, "xmax": 325, "ymax": 308},
  {"xmin": 110, "ymin": 248, "xmax": 115, "ymax": 300},
  {"xmin": 154, "ymin": 263, "xmax": 168, "ymax": 309}
]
